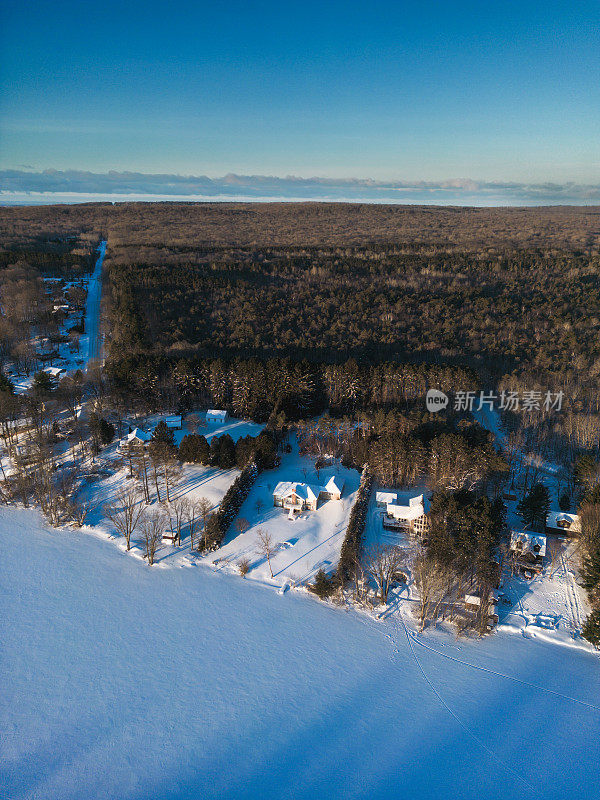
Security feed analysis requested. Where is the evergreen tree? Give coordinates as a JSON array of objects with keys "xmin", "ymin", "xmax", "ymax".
[
  {"xmin": 218, "ymin": 434, "xmax": 236, "ymax": 469},
  {"xmin": 32, "ymin": 370, "xmax": 54, "ymax": 396},
  {"xmin": 309, "ymin": 569, "xmax": 336, "ymax": 599},
  {"xmin": 582, "ymin": 609, "xmax": 600, "ymax": 647},
  {"xmin": 559, "ymin": 492, "xmax": 571, "ymax": 511},
  {"xmin": 178, "ymin": 434, "xmax": 209, "ymax": 463},
  {"xmin": 153, "ymin": 420, "xmax": 176, "ymax": 450},
  {"xmin": 89, "ymin": 413, "xmax": 115, "ymax": 450},
  {"xmin": 574, "ymin": 455, "xmax": 599, "ymax": 495},
  {"xmin": 582, "ymin": 548, "xmax": 600, "ymax": 597},
  {"xmin": 0, "ymin": 372, "xmax": 14, "ymax": 394},
  {"xmin": 517, "ymin": 483, "xmax": 549, "ymax": 531}
]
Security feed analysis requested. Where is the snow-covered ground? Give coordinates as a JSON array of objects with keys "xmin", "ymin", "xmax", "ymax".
[
  {"xmin": 203, "ymin": 438, "xmax": 360, "ymax": 588},
  {"xmin": 471, "ymin": 404, "xmax": 591, "ymax": 646},
  {"xmin": 80, "ymin": 432, "xmax": 359, "ymax": 590},
  {"xmin": 1, "ymin": 506, "xmax": 599, "ymax": 800}
]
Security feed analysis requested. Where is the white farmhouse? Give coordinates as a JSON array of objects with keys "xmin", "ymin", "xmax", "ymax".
[
  {"xmin": 273, "ymin": 475, "xmax": 345, "ymax": 513},
  {"xmin": 206, "ymin": 409, "xmax": 228, "ymax": 424},
  {"xmin": 117, "ymin": 427, "xmax": 152, "ymax": 453}
]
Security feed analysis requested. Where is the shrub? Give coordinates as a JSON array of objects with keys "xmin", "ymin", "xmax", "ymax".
[
  {"xmin": 582, "ymin": 609, "xmax": 600, "ymax": 647},
  {"xmin": 238, "ymin": 557, "xmax": 251, "ymax": 576},
  {"xmin": 309, "ymin": 569, "xmax": 337, "ymax": 599}
]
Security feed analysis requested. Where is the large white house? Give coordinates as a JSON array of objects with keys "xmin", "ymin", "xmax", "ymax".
[
  {"xmin": 206, "ymin": 409, "xmax": 227, "ymax": 424},
  {"xmin": 117, "ymin": 427, "xmax": 152, "ymax": 454},
  {"xmin": 378, "ymin": 491, "xmax": 430, "ymax": 535},
  {"xmin": 273, "ymin": 475, "xmax": 345, "ymax": 513}
]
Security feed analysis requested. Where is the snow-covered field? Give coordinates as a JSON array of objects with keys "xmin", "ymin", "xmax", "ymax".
[{"xmin": 1, "ymin": 507, "xmax": 600, "ymax": 800}]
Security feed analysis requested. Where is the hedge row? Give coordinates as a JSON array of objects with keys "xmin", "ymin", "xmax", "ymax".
[
  {"xmin": 204, "ymin": 460, "xmax": 260, "ymax": 550},
  {"xmin": 338, "ymin": 464, "xmax": 372, "ymax": 582}
]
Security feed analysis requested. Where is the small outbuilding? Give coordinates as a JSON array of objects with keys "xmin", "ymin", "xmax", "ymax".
[
  {"xmin": 546, "ymin": 511, "xmax": 581, "ymax": 536},
  {"xmin": 206, "ymin": 409, "xmax": 228, "ymax": 424},
  {"xmin": 159, "ymin": 415, "xmax": 182, "ymax": 430}
]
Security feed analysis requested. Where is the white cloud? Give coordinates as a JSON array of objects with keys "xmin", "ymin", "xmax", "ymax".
[{"xmin": 1, "ymin": 169, "xmax": 599, "ymax": 205}]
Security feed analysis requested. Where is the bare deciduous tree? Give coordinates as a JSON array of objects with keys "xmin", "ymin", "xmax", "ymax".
[
  {"xmin": 196, "ymin": 496, "xmax": 212, "ymax": 551},
  {"xmin": 186, "ymin": 499, "xmax": 200, "ymax": 550},
  {"xmin": 68, "ymin": 497, "xmax": 95, "ymax": 527},
  {"xmin": 238, "ymin": 556, "xmax": 251, "ymax": 576},
  {"xmin": 256, "ymin": 527, "xmax": 275, "ymax": 578},
  {"xmin": 414, "ymin": 550, "xmax": 450, "ymax": 632},
  {"xmin": 140, "ymin": 509, "xmax": 166, "ymax": 565},
  {"xmin": 167, "ymin": 496, "xmax": 189, "ymax": 546},
  {"xmin": 236, "ymin": 517, "xmax": 250, "ymax": 536},
  {"xmin": 104, "ymin": 486, "xmax": 145, "ymax": 551},
  {"xmin": 364, "ymin": 545, "xmax": 406, "ymax": 605}
]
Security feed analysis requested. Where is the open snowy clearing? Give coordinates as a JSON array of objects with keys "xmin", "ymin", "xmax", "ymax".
[
  {"xmin": 203, "ymin": 438, "xmax": 360, "ymax": 588},
  {"xmin": 1, "ymin": 507, "xmax": 600, "ymax": 800}
]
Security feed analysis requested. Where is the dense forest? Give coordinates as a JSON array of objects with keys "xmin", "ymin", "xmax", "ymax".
[{"xmin": 2, "ymin": 201, "xmax": 600, "ymax": 419}]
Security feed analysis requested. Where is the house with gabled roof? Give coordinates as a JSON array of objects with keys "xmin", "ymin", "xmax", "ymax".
[
  {"xmin": 510, "ymin": 530, "xmax": 546, "ymax": 575},
  {"xmin": 273, "ymin": 475, "xmax": 345, "ymax": 513},
  {"xmin": 546, "ymin": 511, "xmax": 581, "ymax": 536},
  {"xmin": 206, "ymin": 409, "xmax": 227, "ymax": 424},
  {"xmin": 117, "ymin": 427, "xmax": 152, "ymax": 454},
  {"xmin": 380, "ymin": 491, "xmax": 430, "ymax": 536}
]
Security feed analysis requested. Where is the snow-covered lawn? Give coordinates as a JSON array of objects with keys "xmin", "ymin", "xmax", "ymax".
[
  {"xmin": 1, "ymin": 507, "xmax": 600, "ymax": 800},
  {"xmin": 203, "ymin": 439, "xmax": 360, "ymax": 588},
  {"xmin": 497, "ymin": 536, "xmax": 591, "ymax": 650}
]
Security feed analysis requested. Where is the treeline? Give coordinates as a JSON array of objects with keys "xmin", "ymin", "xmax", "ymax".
[
  {"xmin": 105, "ymin": 244, "xmax": 600, "ymax": 382},
  {"xmin": 0, "ymin": 247, "xmax": 94, "ymax": 278},
  {"xmin": 178, "ymin": 430, "xmax": 278, "ymax": 471},
  {"xmin": 298, "ymin": 411, "xmax": 508, "ymax": 494},
  {"xmin": 576, "ymin": 463, "xmax": 600, "ymax": 645},
  {"xmin": 338, "ymin": 464, "xmax": 373, "ymax": 582},
  {"xmin": 105, "ymin": 353, "xmax": 477, "ymax": 422}
]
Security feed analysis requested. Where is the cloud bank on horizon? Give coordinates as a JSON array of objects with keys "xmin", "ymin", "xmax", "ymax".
[{"xmin": 1, "ymin": 169, "xmax": 600, "ymax": 206}]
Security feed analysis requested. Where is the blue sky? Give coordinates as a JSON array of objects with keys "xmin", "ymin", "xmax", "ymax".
[{"xmin": 1, "ymin": 0, "xmax": 598, "ymax": 190}]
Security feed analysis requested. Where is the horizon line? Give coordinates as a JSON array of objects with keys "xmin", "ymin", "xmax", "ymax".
[{"xmin": 2, "ymin": 168, "xmax": 600, "ymax": 207}]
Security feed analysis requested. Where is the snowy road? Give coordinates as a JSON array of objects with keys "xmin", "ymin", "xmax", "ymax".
[
  {"xmin": 84, "ymin": 240, "xmax": 106, "ymax": 368},
  {"xmin": 1, "ymin": 508, "xmax": 599, "ymax": 800}
]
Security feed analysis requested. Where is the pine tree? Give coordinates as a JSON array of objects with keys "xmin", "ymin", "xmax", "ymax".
[
  {"xmin": 582, "ymin": 609, "xmax": 600, "ymax": 647},
  {"xmin": 309, "ymin": 569, "xmax": 336, "ymax": 599},
  {"xmin": 517, "ymin": 483, "xmax": 549, "ymax": 531},
  {"xmin": 152, "ymin": 420, "xmax": 176, "ymax": 450}
]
